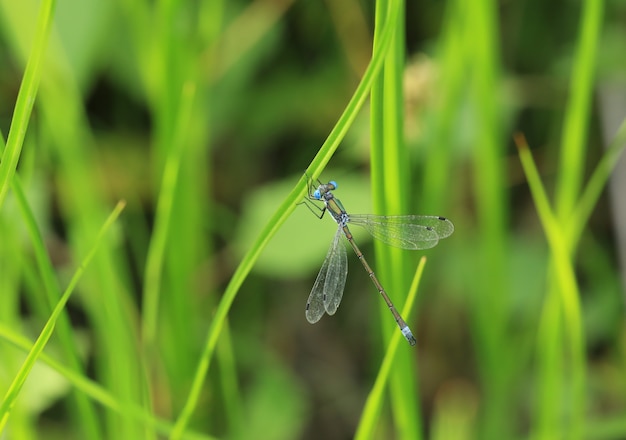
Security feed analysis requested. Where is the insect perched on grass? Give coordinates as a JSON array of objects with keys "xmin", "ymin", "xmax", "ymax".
[{"xmin": 303, "ymin": 179, "xmax": 454, "ymax": 346}]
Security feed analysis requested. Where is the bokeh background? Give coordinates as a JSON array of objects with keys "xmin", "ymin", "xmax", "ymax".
[{"xmin": 1, "ymin": 0, "xmax": 626, "ymax": 439}]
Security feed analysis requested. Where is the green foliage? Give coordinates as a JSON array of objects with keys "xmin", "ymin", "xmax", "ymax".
[{"xmin": 1, "ymin": 0, "xmax": 625, "ymax": 439}]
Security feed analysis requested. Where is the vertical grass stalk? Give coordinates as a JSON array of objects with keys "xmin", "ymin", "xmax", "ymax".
[
  {"xmin": 0, "ymin": 0, "xmax": 56, "ymax": 208},
  {"xmin": 370, "ymin": 0, "xmax": 422, "ymax": 438}
]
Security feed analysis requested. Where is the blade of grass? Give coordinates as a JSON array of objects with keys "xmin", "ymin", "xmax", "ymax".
[
  {"xmin": 420, "ymin": 0, "xmax": 465, "ymax": 213},
  {"xmin": 354, "ymin": 257, "xmax": 427, "ymax": 440},
  {"xmin": 458, "ymin": 0, "xmax": 511, "ymax": 436},
  {"xmin": 554, "ymin": 0, "xmax": 604, "ymax": 219},
  {"xmin": 206, "ymin": 0, "xmax": 294, "ymax": 81},
  {"xmin": 25, "ymin": 23, "xmax": 147, "ymax": 436},
  {"xmin": 0, "ymin": 324, "xmax": 216, "ymax": 440},
  {"xmin": 534, "ymin": 277, "xmax": 564, "ymax": 440},
  {"xmin": 1, "ymin": 131, "xmax": 102, "ymax": 439},
  {"xmin": 142, "ymin": 81, "xmax": 197, "ymax": 348},
  {"xmin": 0, "ymin": 200, "xmax": 126, "ymax": 433},
  {"xmin": 515, "ymin": 134, "xmax": 586, "ymax": 439},
  {"xmin": 0, "ymin": 0, "xmax": 56, "ymax": 208},
  {"xmin": 370, "ymin": 0, "xmax": 421, "ymax": 438},
  {"xmin": 9, "ymin": 173, "xmax": 103, "ymax": 438},
  {"xmin": 531, "ymin": 119, "xmax": 626, "ymax": 439},
  {"xmin": 528, "ymin": 2, "xmax": 602, "ymax": 437},
  {"xmin": 371, "ymin": 0, "xmax": 408, "ymax": 217},
  {"xmin": 568, "ymin": 118, "xmax": 626, "ymax": 245},
  {"xmin": 305, "ymin": 0, "xmax": 401, "ymax": 182},
  {"xmin": 169, "ymin": 1, "xmax": 402, "ymax": 437},
  {"xmin": 216, "ymin": 321, "xmax": 244, "ymax": 434}
]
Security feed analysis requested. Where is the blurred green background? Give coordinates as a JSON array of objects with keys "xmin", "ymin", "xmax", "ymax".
[{"xmin": 1, "ymin": 0, "xmax": 626, "ymax": 439}]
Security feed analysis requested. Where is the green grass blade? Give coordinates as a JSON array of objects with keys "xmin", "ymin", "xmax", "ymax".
[
  {"xmin": 1, "ymin": 132, "xmax": 101, "ymax": 438},
  {"xmin": 526, "ymin": 2, "xmax": 602, "ymax": 437},
  {"xmin": 568, "ymin": 118, "xmax": 626, "ymax": 245},
  {"xmin": 463, "ymin": 0, "xmax": 511, "ymax": 436},
  {"xmin": 516, "ymin": 135, "xmax": 586, "ymax": 439},
  {"xmin": 530, "ymin": 119, "xmax": 625, "ymax": 440},
  {"xmin": 0, "ymin": 0, "xmax": 56, "ymax": 208},
  {"xmin": 355, "ymin": 257, "xmax": 426, "ymax": 440},
  {"xmin": 371, "ymin": 0, "xmax": 408, "ymax": 213},
  {"xmin": 420, "ymin": 0, "xmax": 465, "ymax": 213},
  {"xmin": 142, "ymin": 81, "xmax": 197, "ymax": 348},
  {"xmin": 370, "ymin": 0, "xmax": 421, "ymax": 438},
  {"xmin": 9, "ymin": 171, "xmax": 103, "ymax": 438},
  {"xmin": 0, "ymin": 200, "xmax": 126, "ymax": 433},
  {"xmin": 0, "ymin": 324, "xmax": 215, "ymax": 440},
  {"xmin": 554, "ymin": 0, "xmax": 604, "ymax": 218},
  {"xmin": 305, "ymin": 0, "xmax": 401, "ymax": 182}
]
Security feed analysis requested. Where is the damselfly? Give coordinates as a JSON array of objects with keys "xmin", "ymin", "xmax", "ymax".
[{"xmin": 304, "ymin": 179, "xmax": 454, "ymax": 346}]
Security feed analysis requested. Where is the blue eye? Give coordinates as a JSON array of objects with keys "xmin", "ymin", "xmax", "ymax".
[
  {"xmin": 313, "ymin": 190, "xmax": 321, "ymax": 199},
  {"xmin": 329, "ymin": 180, "xmax": 338, "ymax": 189}
]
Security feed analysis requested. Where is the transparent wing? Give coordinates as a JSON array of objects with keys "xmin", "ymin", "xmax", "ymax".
[
  {"xmin": 348, "ymin": 215, "xmax": 454, "ymax": 250},
  {"xmin": 305, "ymin": 228, "xmax": 347, "ymax": 323},
  {"xmin": 323, "ymin": 229, "xmax": 347, "ymax": 316}
]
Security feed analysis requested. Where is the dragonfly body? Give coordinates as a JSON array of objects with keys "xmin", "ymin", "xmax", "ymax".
[{"xmin": 305, "ymin": 180, "xmax": 454, "ymax": 346}]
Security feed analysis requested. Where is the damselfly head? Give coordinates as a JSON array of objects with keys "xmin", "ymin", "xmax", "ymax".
[
  {"xmin": 316, "ymin": 181, "xmax": 338, "ymax": 199},
  {"xmin": 314, "ymin": 181, "xmax": 337, "ymax": 200}
]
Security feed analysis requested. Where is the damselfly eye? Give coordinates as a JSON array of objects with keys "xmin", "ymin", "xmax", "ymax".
[{"xmin": 313, "ymin": 190, "xmax": 321, "ymax": 199}]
